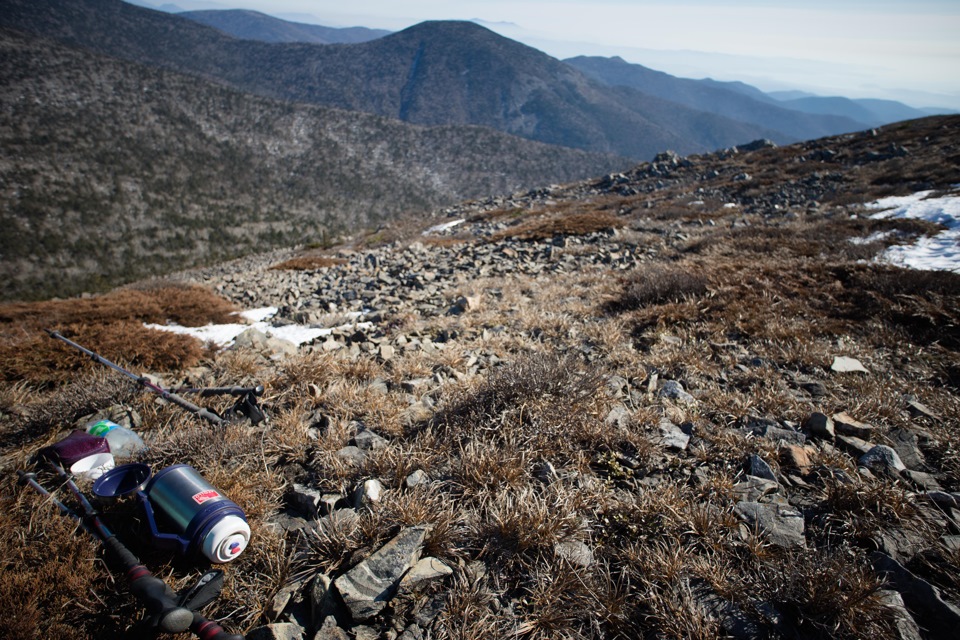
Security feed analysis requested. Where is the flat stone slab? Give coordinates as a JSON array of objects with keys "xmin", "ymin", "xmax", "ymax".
[
  {"xmin": 859, "ymin": 445, "xmax": 906, "ymax": 473},
  {"xmin": 734, "ymin": 501, "xmax": 805, "ymax": 548},
  {"xmin": 400, "ymin": 557, "xmax": 453, "ymax": 589},
  {"xmin": 334, "ymin": 526, "xmax": 428, "ymax": 621},
  {"xmin": 658, "ymin": 419, "xmax": 690, "ymax": 451},
  {"xmin": 871, "ymin": 551, "xmax": 960, "ymax": 639},
  {"xmin": 832, "ymin": 412, "xmax": 875, "ymax": 438},
  {"xmin": 732, "ymin": 476, "xmax": 781, "ymax": 503}
]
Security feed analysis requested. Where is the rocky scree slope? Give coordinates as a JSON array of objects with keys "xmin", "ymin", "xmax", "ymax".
[
  {"xmin": 0, "ymin": 27, "xmax": 626, "ymax": 302},
  {"xmin": 115, "ymin": 116, "xmax": 960, "ymax": 640}
]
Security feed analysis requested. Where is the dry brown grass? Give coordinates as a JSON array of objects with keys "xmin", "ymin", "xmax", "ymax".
[
  {"xmin": 0, "ymin": 283, "xmax": 239, "ymax": 332},
  {"xmin": 427, "ymin": 352, "xmax": 610, "ymax": 459},
  {"xmin": 737, "ymin": 549, "xmax": 897, "ymax": 639},
  {"xmin": 268, "ymin": 256, "xmax": 347, "ymax": 271},
  {"xmin": 420, "ymin": 235, "xmax": 470, "ymax": 248},
  {"xmin": 6, "ymin": 118, "xmax": 960, "ymax": 639},
  {"xmin": 816, "ymin": 473, "xmax": 935, "ymax": 544},
  {"xmin": 0, "ymin": 367, "xmax": 138, "ymax": 462},
  {"xmin": 604, "ymin": 262, "xmax": 709, "ymax": 312},
  {"xmin": 488, "ymin": 210, "xmax": 625, "ymax": 242},
  {"xmin": 0, "ymin": 285, "xmax": 239, "ymax": 386},
  {"xmin": 0, "ymin": 488, "xmax": 116, "ymax": 640}
]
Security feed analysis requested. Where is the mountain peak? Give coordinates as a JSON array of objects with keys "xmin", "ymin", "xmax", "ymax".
[{"xmin": 390, "ymin": 18, "xmax": 520, "ymax": 44}]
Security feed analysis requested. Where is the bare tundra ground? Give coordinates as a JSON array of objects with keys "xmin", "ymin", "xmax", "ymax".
[{"xmin": 1, "ymin": 116, "xmax": 959, "ymax": 639}]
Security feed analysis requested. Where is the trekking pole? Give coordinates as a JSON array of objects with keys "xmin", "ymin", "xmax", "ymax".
[
  {"xmin": 46, "ymin": 330, "xmax": 227, "ymax": 426},
  {"xmin": 16, "ymin": 470, "xmax": 96, "ymax": 536},
  {"xmin": 168, "ymin": 385, "xmax": 267, "ymax": 425},
  {"xmin": 169, "ymin": 386, "xmax": 264, "ymax": 398},
  {"xmin": 17, "ymin": 467, "xmax": 245, "ymax": 639}
]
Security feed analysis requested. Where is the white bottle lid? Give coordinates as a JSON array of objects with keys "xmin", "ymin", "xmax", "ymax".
[{"xmin": 202, "ymin": 515, "xmax": 251, "ymax": 563}]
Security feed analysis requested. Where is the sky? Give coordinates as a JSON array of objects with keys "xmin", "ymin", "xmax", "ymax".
[{"xmin": 142, "ymin": 0, "xmax": 960, "ymax": 109}]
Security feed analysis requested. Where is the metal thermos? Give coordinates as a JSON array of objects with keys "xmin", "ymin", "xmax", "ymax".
[{"xmin": 145, "ymin": 464, "xmax": 250, "ymax": 563}]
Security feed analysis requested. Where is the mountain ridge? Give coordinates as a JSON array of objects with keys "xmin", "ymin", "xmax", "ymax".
[
  {"xmin": 179, "ymin": 9, "xmax": 390, "ymax": 44},
  {"xmin": 167, "ymin": 7, "xmax": 940, "ymax": 134},
  {"xmin": 1, "ymin": 0, "xmax": 818, "ymax": 159},
  {"xmin": 0, "ymin": 26, "xmax": 627, "ymax": 301},
  {"xmin": 565, "ymin": 55, "xmax": 871, "ymax": 138}
]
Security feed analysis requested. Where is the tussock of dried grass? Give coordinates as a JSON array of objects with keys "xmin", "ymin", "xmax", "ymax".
[
  {"xmin": 0, "ymin": 285, "xmax": 239, "ymax": 386},
  {"xmin": 605, "ymin": 263, "xmax": 709, "ymax": 312},
  {"xmin": 269, "ymin": 256, "xmax": 347, "ymax": 271},
  {"xmin": 428, "ymin": 353, "xmax": 609, "ymax": 458},
  {"xmin": 0, "ymin": 490, "xmax": 114, "ymax": 640},
  {"xmin": 816, "ymin": 473, "xmax": 935, "ymax": 544},
  {"xmin": 739, "ymin": 549, "xmax": 896, "ymax": 639},
  {"xmin": 488, "ymin": 210, "xmax": 625, "ymax": 242}
]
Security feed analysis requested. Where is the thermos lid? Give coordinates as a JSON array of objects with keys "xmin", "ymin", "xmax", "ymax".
[
  {"xmin": 92, "ymin": 463, "xmax": 152, "ymax": 500},
  {"xmin": 202, "ymin": 515, "xmax": 250, "ymax": 563}
]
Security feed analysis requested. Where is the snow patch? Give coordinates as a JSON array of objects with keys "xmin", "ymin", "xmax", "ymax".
[
  {"xmin": 423, "ymin": 219, "xmax": 465, "ymax": 235},
  {"xmin": 865, "ymin": 189, "xmax": 960, "ymax": 272},
  {"xmin": 848, "ymin": 231, "xmax": 893, "ymax": 245},
  {"xmin": 145, "ymin": 307, "xmax": 371, "ymax": 347}
]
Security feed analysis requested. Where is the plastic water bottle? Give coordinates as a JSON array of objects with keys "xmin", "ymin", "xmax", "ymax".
[{"xmin": 86, "ymin": 419, "xmax": 145, "ymax": 458}]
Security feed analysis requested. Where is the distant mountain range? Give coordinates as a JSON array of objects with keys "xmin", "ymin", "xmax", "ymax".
[
  {"xmin": 563, "ymin": 56, "xmax": 862, "ymax": 142},
  {"xmin": 180, "ymin": 9, "xmax": 390, "ymax": 44},
  {"xmin": 3, "ymin": 0, "xmax": 883, "ymax": 161},
  {"xmin": 177, "ymin": 7, "xmax": 948, "ymax": 133}
]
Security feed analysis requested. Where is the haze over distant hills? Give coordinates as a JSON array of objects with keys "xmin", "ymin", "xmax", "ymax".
[
  {"xmin": 563, "ymin": 56, "xmax": 864, "ymax": 142},
  {"xmin": 4, "ymin": 0, "xmax": 876, "ymax": 160},
  {"xmin": 180, "ymin": 9, "xmax": 390, "ymax": 44},
  {"xmin": 177, "ymin": 5, "xmax": 954, "ymax": 131}
]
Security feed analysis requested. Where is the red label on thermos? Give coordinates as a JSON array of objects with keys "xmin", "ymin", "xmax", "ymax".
[{"xmin": 192, "ymin": 490, "xmax": 220, "ymax": 504}]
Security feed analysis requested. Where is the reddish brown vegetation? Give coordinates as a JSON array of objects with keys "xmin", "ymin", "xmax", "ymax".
[
  {"xmin": 269, "ymin": 256, "xmax": 347, "ymax": 271},
  {"xmin": 0, "ymin": 285, "xmax": 238, "ymax": 385}
]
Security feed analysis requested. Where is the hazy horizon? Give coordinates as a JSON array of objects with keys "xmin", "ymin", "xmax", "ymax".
[{"xmin": 132, "ymin": 0, "xmax": 960, "ymax": 111}]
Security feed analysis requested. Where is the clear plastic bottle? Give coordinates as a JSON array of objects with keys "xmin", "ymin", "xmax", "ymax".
[{"xmin": 86, "ymin": 419, "xmax": 145, "ymax": 458}]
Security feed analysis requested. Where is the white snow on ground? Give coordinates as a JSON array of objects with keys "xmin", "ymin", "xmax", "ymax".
[
  {"xmin": 145, "ymin": 307, "xmax": 371, "ymax": 347},
  {"xmin": 423, "ymin": 219, "xmax": 465, "ymax": 235},
  {"xmin": 865, "ymin": 189, "xmax": 960, "ymax": 272}
]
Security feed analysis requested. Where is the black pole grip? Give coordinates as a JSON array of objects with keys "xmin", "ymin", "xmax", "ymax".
[
  {"xmin": 174, "ymin": 386, "xmax": 264, "ymax": 397},
  {"xmin": 102, "ymin": 536, "xmax": 194, "ymax": 633},
  {"xmin": 192, "ymin": 612, "xmax": 245, "ymax": 640}
]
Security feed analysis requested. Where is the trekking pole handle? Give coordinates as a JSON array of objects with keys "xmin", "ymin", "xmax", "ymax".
[
  {"xmin": 192, "ymin": 613, "xmax": 246, "ymax": 640},
  {"xmin": 102, "ymin": 536, "xmax": 244, "ymax": 638},
  {"xmin": 101, "ymin": 536, "xmax": 195, "ymax": 634},
  {"xmin": 17, "ymin": 469, "xmax": 242, "ymax": 638}
]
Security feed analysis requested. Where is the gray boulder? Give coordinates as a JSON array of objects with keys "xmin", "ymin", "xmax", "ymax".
[
  {"xmin": 334, "ymin": 526, "xmax": 428, "ymax": 621},
  {"xmin": 859, "ymin": 445, "xmax": 906, "ymax": 473},
  {"xmin": 246, "ymin": 622, "xmax": 305, "ymax": 640},
  {"xmin": 734, "ymin": 502, "xmax": 805, "ymax": 548},
  {"xmin": 871, "ymin": 551, "xmax": 960, "ymax": 639}
]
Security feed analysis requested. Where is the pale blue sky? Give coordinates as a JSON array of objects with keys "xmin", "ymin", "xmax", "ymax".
[{"xmin": 141, "ymin": 0, "xmax": 960, "ymax": 109}]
